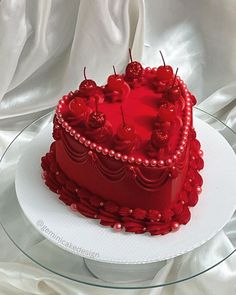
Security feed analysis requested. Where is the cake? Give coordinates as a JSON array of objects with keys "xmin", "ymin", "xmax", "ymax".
[{"xmin": 41, "ymin": 51, "xmax": 204, "ymax": 235}]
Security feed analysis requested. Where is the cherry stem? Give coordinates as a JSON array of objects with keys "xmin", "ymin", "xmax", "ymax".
[
  {"xmin": 95, "ymin": 97, "xmax": 99, "ymax": 113},
  {"xmin": 120, "ymin": 104, "xmax": 126, "ymax": 127},
  {"xmin": 159, "ymin": 51, "xmax": 166, "ymax": 67},
  {"xmin": 83, "ymin": 67, "xmax": 87, "ymax": 79},
  {"xmin": 172, "ymin": 68, "xmax": 179, "ymax": 88},
  {"xmin": 113, "ymin": 65, "xmax": 117, "ymax": 76},
  {"xmin": 129, "ymin": 48, "xmax": 133, "ymax": 62}
]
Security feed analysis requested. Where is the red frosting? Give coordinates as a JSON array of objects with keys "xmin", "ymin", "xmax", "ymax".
[{"xmin": 41, "ymin": 61, "xmax": 204, "ymax": 236}]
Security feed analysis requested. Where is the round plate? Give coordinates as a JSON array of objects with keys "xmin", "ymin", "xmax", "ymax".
[{"xmin": 15, "ymin": 117, "xmax": 236, "ymax": 264}]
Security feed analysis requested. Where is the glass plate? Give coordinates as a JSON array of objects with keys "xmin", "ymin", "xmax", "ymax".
[{"xmin": 0, "ymin": 107, "xmax": 236, "ymax": 289}]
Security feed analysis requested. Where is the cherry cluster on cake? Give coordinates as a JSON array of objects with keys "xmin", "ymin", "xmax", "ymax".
[
  {"xmin": 43, "ymin": 50, "xmax": 203, "ymax": 236},
  {"xmin": 55, "ymin": 50, "xmax": 196, "ymax": 165}
]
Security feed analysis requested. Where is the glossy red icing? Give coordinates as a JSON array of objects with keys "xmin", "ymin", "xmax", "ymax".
[
  {"xmin": 41, "ymin": 63, "xmax": 204, "ymax": 235},
  {"xmin": 55, "ymin": 133, "xmax": 189, "ymax": 211}
]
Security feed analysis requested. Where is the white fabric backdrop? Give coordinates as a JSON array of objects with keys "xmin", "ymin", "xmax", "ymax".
[{"xmin": 0, "ymin": 0, "xmax": 236, "ymax": 294}]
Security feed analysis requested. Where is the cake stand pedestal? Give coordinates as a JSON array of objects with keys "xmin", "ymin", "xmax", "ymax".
[{"xmin": 0, "ymin": 108, "xmax": 236, "ymax": 289}]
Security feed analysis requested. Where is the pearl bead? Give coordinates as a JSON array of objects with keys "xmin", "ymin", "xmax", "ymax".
[
  {"xmin": 113, "ymin": 223, "xmax": 122, "ymax": 232},
  {"xmin": 136, "ymin": 158, "xmax": 142, "ymax": 165},
  {"xmin": 196, "ymin": 186, "xmax": 202, "ymax": 194},
  {"xmin": 96, "ymin": 146, "xmax": 102, "ymax": 153},
  {"xmin": 121, "ymin": 155, "xmax": 128, "ymax": 162},
  {"xmin": 88, "ymin": 151, "xmax": 93, "ymax": 156},
  {"xmin": 62, "ymin": 122, "xmax": 68, "ymax": 128},
  {"xmin": 115, "ymin": 153, "xmax": 121, "ymax": 160},
  {"xmin": 68, "ymin": 91, "xmax": 74, "ymax": 97},
  {"xmin": 176, "ymin": 150, "xmax": 181, "ymax": 158},
  {"xmin": 143, "ymin": 159, "xmax": 149, "ymax": 166},
  {"xmin": 90, "ymin": 143, "xmax": 97, "ymax": 150},
  {"xmin": 145, "ymin": 67, "xmax": 151, "ymax": 72},
  {"xmin": 41, "ymin": 171, "xmax": 47, "ymax": 179},
  {"xmin": 198, "ymin": 150, "xmax": 204, "ymax": 157},
  {"xmin": 109, "ymin": 150, "xmax": 115, "ymax": 157},
  {"xmin": 150, "ymin": 159, "xmax": 157, "ymax": 167},
  {"xmin": 102, "ymin": 148, "xmax": 109, "ymax": 155},
  {"xmin": 70, "ymin": 203, "xmax": 77, "ymax": 212},
  {"xmin": 75, "ymin": 133, "xmax": 80, "ymax": 140},
  {"xmin": 186, "ymin": 111, "xmax": 191, "ymax": 117},
  {"xmin": 152, "ymin": 67, "xmax": 158, "ymax": 73},
  {"xmin": 166, "ymin": 158, "xmax": 172, "ymax": 165},
  {"xmin": 171, "ymin": 222, "xmax": 180, "ymax": 232},
  {"xmin": 70, "ymin": 130, "xmax": 76, "ymax": 136},
  {"xmin": 172, "ymin": 155, "xmax": 177, "ymax": 162},
  {"xmin": 84, "ymin": 140, "xmax": 91, "ymax": 147},
  {"xmin": 62, "ymin": 95, "xmax": 68, "ymax": 100},
  {"xmin": 184, "ymin": 126, "xmax": 189, "ymax": 132},
  {"xmin": 158, "ymin": 160, "xmax": 164, "ymax": 167},
  {"xmin": 128, "ymin": 157, "xmax": 135, "ymax": 163},
  {"xmin": 79, "ymin": 137, "xmax": 85, "ymax": 144}
]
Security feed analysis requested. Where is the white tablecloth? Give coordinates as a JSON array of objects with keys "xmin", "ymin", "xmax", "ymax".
[{"xmin": 0, "ymin": 0, "xmax": 236, "ymax": 294}]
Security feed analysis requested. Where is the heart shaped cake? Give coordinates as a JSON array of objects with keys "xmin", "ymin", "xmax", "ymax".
[{"xmin": 41, "ymin": 53, "xmax": 204, "ymax": 235}]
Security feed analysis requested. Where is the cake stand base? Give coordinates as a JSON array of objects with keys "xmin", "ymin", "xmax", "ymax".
[
  {"xmin": 15, "ymin": 117, "xmax": 236, "ymax": 264},
  {"xmin": 84, "ymin": 259, "xmax": 166, "ymax": 283}
]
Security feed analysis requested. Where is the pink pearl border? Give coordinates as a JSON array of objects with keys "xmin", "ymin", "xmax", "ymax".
[{"xmin": 55, "ymin": 76, "xmax": 192, "ymax": 168}]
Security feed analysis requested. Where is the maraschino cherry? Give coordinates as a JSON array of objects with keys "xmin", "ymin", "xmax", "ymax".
[
  {"xmin": 117, "ymin": 105, "xmax": 136, "ymax": 140},
  {"xmin": 158, "ymin": 102, "xmax": 176, "ymax": 122},
  {"xmin": 107, "ymin": 66, "xmax": 124, "ymax": 91},
  {"xmin": 151, "ymin": 129, "xmax": 169, "ymax": 148},
  {"xmin": 165, "ymin": 68, "xmax": 181, "ymax": 102},
  {"xmin": 125, "ymin": 48, "xmax": 143, "ymax": 80},
  {"xmin": 69, "ymin": 97, "xmax": 87, "ymax": 116},
  {"xmin": 156, "ymin": 51, "xmax": 174, "ymax": 80},
  {"xmin": 79, "ymin": 67, "xmax": 97, "ymax": 96},
  {"xmin": 88, "ymin": 97, "xmax": 106, "ymax": 129}
]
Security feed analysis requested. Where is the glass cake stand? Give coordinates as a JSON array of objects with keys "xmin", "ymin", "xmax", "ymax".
[{"xmin": 0, "ymin": 108, "xmax": 236, "ymax": 289}]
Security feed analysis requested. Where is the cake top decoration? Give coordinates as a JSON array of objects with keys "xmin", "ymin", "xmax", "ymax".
[{"xmin": 55, "ymin": 49, "xmax": 196, "ymax": 166}]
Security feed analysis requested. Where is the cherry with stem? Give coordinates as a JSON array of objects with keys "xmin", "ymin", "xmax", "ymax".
[
  {"xmin": 159, "ymin": 50, "xmax": 166, "ymax": 67},
  {"xmin": 129, "ymin": 48, "xmax": 133, "ymax": 62},
  {"xmin": 83, "ymin": 66, "xmax": 87, "ymax": 79},
  {"xmin": 113, "ymin": 65, "xmax": 117, "ymax": 76},
  {"xmin": 79, "ymin": 66, "xmax": 97, "ymax": 96},
  {"xmin": 171, "ymin": 68, "xmax": 179, "ymax": 88},
  {"xmin": 125, "ymin": 48, "xmax": 143, "ymax": 79},
  {"xmin": 155, "ymin": 51, "xmax": 174, "ymax": 80}
]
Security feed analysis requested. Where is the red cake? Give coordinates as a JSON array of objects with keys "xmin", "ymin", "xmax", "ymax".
[{"xmin": 41, "ymin": 52, "xmax": 204, "ymax": 236}]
